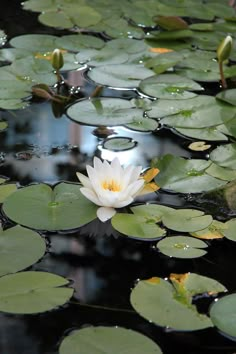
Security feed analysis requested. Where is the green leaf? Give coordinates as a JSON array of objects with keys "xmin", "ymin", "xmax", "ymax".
[
  {"xmin": 156, "ymin": 235, "xmax": 208, "ymax": 258},
  {"xmin": 102, "ymin": 137, "xmax": 137, "ymax": 151},
  {"xmin": 206, "ymin": 163, "xmax": 236, "ymax": 181},
  {"xmin": 161, "ymin": 209, "xmax": 213, "ymax": 232},
  {"xmin": 153, "ymin": 154, "xmax": 227, "ymax": 193},
  {"xmin": 0, "ymin": 184, "xmax": 17, "ymax": 203},
  {"xmin": 216, "ymin": 89, "xmax": 236, "ymax": 106},
  {"xmin": 0, "ymin": 225, "xmax": 46, "ymax": 276},
  {"xmin": 210, "ymin": 294, "xmax": 236, "ymax": 339},
  {"xmin": 111, "ymin": 213, "xmax": 166, "ymax": 240},
  {"xmin": 59, "ymin": 326, "xmax": 163, "ymax": 354},
  {"xmin": 223, "ymin": 219, "xmax": 236, "ymax": 241},
  {"xmin": 130, "ymin": 276, "xmax": 213, "ymax": 331},
  {"xmin": 2, "ymin": 183, "xmax": 97, "ymax": 231},
  {"xmin": 66, "ymin": 98, "xmax": 144, "ymax": 126},
  {"xmin": 0, "ymin": 271, "xmax": 73, "ymax": 314},
  {"xmin": 210, "ymin": 144, "xmax": 236, "ymax": 170},
  {"xmin": 175, "ymin": 127, "xmax": 228, "ymax": 141},
  {"xmin": 88, "ymin": 64, "xmax": 154, "ymax": 88},
  {"xmin": 131, "ymin": 204, "xmax": 174, "ymax": 222},
  {"xmin": 139, "ymin": 73, "xmax": 203, "ymax": 100}
]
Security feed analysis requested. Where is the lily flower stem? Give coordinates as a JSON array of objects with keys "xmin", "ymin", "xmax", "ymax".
[{"xmin": 219, "ymin": 61, "xmax": 227, "ymax": 89}]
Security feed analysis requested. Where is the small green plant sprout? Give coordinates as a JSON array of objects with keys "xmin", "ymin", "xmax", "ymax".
[
  {"xmin": 51, "ymin": 48, "xmax": 64, "ymax": 83},
  {"xmin": 217, "ymin": 35, "xmax": 233, "ymax": 89}
]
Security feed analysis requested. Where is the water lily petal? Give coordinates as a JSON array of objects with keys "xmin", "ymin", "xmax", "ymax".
[
  {"xmin": 97, "ymin": 206, "xmax": 116, "ymax": 222},
  {"xmin": 80, "ymin": 187, "xmax": 102, "ymax": 206},
  {"xmin": 76, "ymin": 172, "xmax": 92, "ymax": 189}
]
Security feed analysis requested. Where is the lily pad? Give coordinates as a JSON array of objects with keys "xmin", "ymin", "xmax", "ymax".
[
  {"xmin": 111, "ymin": 213, "xmax": 166, "ymax": 240},
  {"xmin": 156, "ymin": 235, "xmax": 208, "ymax": 258},
  {"xmin": 102, "ymin": 137, "xmax": 137, "ymax": 151},
  {"xmin": 223, "ymin": 219, "xmax": 236, "ymax": 241},
  {"xmin": 130, "ymin": 276, "xmax": 213, "ymax": 331},
  {"xmin": 161, "ymin": 209, "xmax": 213, "ymax": 232},
  {"xmin": 59, "ymin": 326, "xmax": 163, "ymax": 354},
  {"xmin": 66, "ymin": 98, "xmax": 144, "ymax": 126},
  {"xmin": 131, "ymin": 204, "xmax": 174, "ymax": 222},
  {"xmin": 0, "ymin": 183, "xmax": 17, "ymax": 203},
  {"xmin": 2, "ymin": 182, "xmax": 97, "ymax": 231},
  {"xmin": 206, "ymin": 163, "xmax": 236, "ymax": 181},
  {"xmin": 87, "ymin": 64, "xmax": 154, "ymax": 88},
  {"xmin": 190, "ymin": 220, "xmax": 227, "ymax": 240},
  {"xmin": 210, "ymin": 144, "xmax": 236, "ymax": 170},
  {"xmin": 216, "ymin": 89, "xmax": 236, "ymax": 106},
  {"xmin": 153, "ymin": 154, "xmax": 227, "ymax": 193},
  {"xmin": 0, "ymin": 225, "xmax": 46, "ymax": 276},
  {"xmin": 0, "ymin": 271, "xmax": 73, "ymax": 314},
  {"xmin": 0, "ymin": 120, "xmax": 8, "ymax": 132},
  {"xmin": 139, "ymin": 73, "xmax": 203, "ymax": 100},
  {"xmin": 175, "ymin": 127, "xmax": 228, "ymax": 141},
  {"xmin": 125, "ymin": 117, "xmax": 159, "ymax": 132},
  {"xmin": 210, "ymin": 294, "xmax": 236, "ymax": 339}
]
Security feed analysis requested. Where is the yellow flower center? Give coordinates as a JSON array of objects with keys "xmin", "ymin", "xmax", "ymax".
[{"xmin": 102, "ymin": 179, "xmax": 121, "ymax": 192}]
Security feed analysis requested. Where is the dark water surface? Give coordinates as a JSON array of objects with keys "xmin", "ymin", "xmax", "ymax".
[{"xmin": 0, "ymin": 2, "xmax": 236, "ymax": 354}]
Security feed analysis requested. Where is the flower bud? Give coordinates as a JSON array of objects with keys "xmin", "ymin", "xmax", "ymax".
[
  {"xmin": 51, "ymin": 48, "xmax": 64, "ymax": 70},
  {"xmin": 217, "ymin": 35, "xmax": 233, "ymax": 63}
]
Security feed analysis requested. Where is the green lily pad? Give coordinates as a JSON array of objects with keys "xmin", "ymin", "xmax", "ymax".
[
  {"xmin": 55, "ymin": 34, "xmax": 105, "ymax": 51},
  {"xmin": 156, "ymin": 235, "xmax": 208, "ymax": 258},
  {"xmin": 2, "ymin": 182, "xmax": 97, "ymax": 231},
  {"xmin": 130, "ymin": 276, "xmax": 213, "ymax": 331},
  {"xmin": 0, "ymin": 225, "xmax": 46, "ymax": 276},
  {"xmin": 190, "ymin": 220, "xmax": 227, "ymax": 240},
  {"xmin": 206, "ymin": 163, "xmax": 236, "ymax": 181},
  {"xmin": 102, "ymin": 137, "xmax": 137, "ymax": 151},
  {"xmin": 0, "ymin": 271, "xmax": 73, "ymax": 314},
  {"xmin": 175, "ymin": 127, "xmax": 228, "ymax": 141},
  {"xmin": 66, "ymin": 98, "xmax": 144, "ymax": 126},
  {"xmin": 216, "ymin": 89, "xmax": 236, "ymax": 106},
  {"xmin": 125, "ymin": 117, "xmax": 159, "ymax": 132},
  {"xmin": 111, "ymin": 213, "xmax": 166, "ymax": 240},
  {"xmin": 223, "ymin": 219, "xmax": 236, "ymax": 241},
  {"xmin": 9, "ymin": 34, "xmax": 57, "ymax": 52},
  {"xmin": 210, "ymin": 294, "xmax": 236, "ymax": 339},
  {"xmin": 161, "ymin": 209, "xmax": 213, "ymax": 232},
  {"xmin": 0, "ymin": 183, "xmax": 17, "ymax": 203},
  {"xmin": 210, "ymin": 144, "xmax": 236, "ymax": 170},
  {"xmin": 148, "ymin": 95, "xmax": 215, "ymax": 119},
  {"xmin": 153, "ymin": 154, "xmax": 227, "ymax": 193},
  {"xmin": 139, "ymin": 73, "xmax": 203, "ymax": 100},
  {"xmin": 59, "ymin": 326, "xmax": 163, "ymax": 354},
  {"xmin": 87, "ymin": 64, "xmax": 154, "ymax": 88},
  {"xmin": 131, "ymin": 204, "xmax": 174, "ymax": 222}
]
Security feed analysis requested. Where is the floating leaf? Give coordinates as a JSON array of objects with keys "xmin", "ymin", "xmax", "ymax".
[
  {"xmin": 0, "ymin": 225, "xmax": 46, "ymax": 276},
  {"xmin": 188, "ymin": 141, "xmax": 211, "ymax": 151},
  {"xmin": 139, "ymin": 73, "xmax": 203, "ymax": 100},
  {"xmin": 190, "ymin": 220, "xmax": 227, "ymax": 239},
  {"xmin": 2, "ymin": 183, "xmax": 97, "ymax": 231},
  {"xmin": 175, "ymin": 127, "xmax": 228, "ymax": 141},
  {"xmin": 223, "ymin": 219, "xmax": 236, "ymax": 241},
  {"xmin": 206, "ymin": 163, "xmax": 236, "ymax": 181},
  {"xmin": 130, "ymin": 276, "xmax": 213, "ymax": 331},
  {"xmin": 0, "ymin": 271, "xmax": 73, "ymax": 314},
  {"xmin": 210, "ymin": 294, "xmax": 236, "ymax": 339},
  {"xmin": 156, "ymin": 235, "xmax": 208, "ymax": 258},
  {"xmin": 66, "ymin": 98, "xmax": 144, "ymax": 126},
  {"xmin": 216, "ymin": 89, "xmax": 236, "ymax": 106},
  {"xmin": 0, "ymin": 183, "xmax": 17, "ymax": 203},
  {"xmin": 59, "ymin": 326, "xmax": 163, "ymax": 354},
  {"xmin": 111, "ymin": 213, "xmax": 166, "ymax": 240},
  {"xmin": 102, "ymin": 137, "xmax": 137, "ymax": 151},
  {"xmin": 131, "ymin": 204, "xmax": 174, "ymax": 222},
  {"xmin": 161, "ymin": 209, "xmax": 213, "ymax": 232},
  {"xmin": 125, "ymin": 117, "xmax": 159, "ymax": 132},
  {"xmin": 153, "ymin": 154, "xmax": 227, "ymax": 193},
  {"xmin": 0, "ymin": 120, "xmax": 8, "ymax": 132},
  {"xmin": 210, "ymin": 144, "xmax": 236, "ymax": 170},
  {"xmin": 88, "ymin": 64, "xmax": 154, "ymax": 88}
]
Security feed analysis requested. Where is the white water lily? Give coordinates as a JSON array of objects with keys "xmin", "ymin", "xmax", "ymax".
[{"xmin": 76, "ymin": 157, "xmax": 145, "ymax": 222}]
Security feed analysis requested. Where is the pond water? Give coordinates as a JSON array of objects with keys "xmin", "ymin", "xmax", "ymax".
[{"xmin": 0, "ymin": 1, "xmax": 236, "ymax": 354}]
